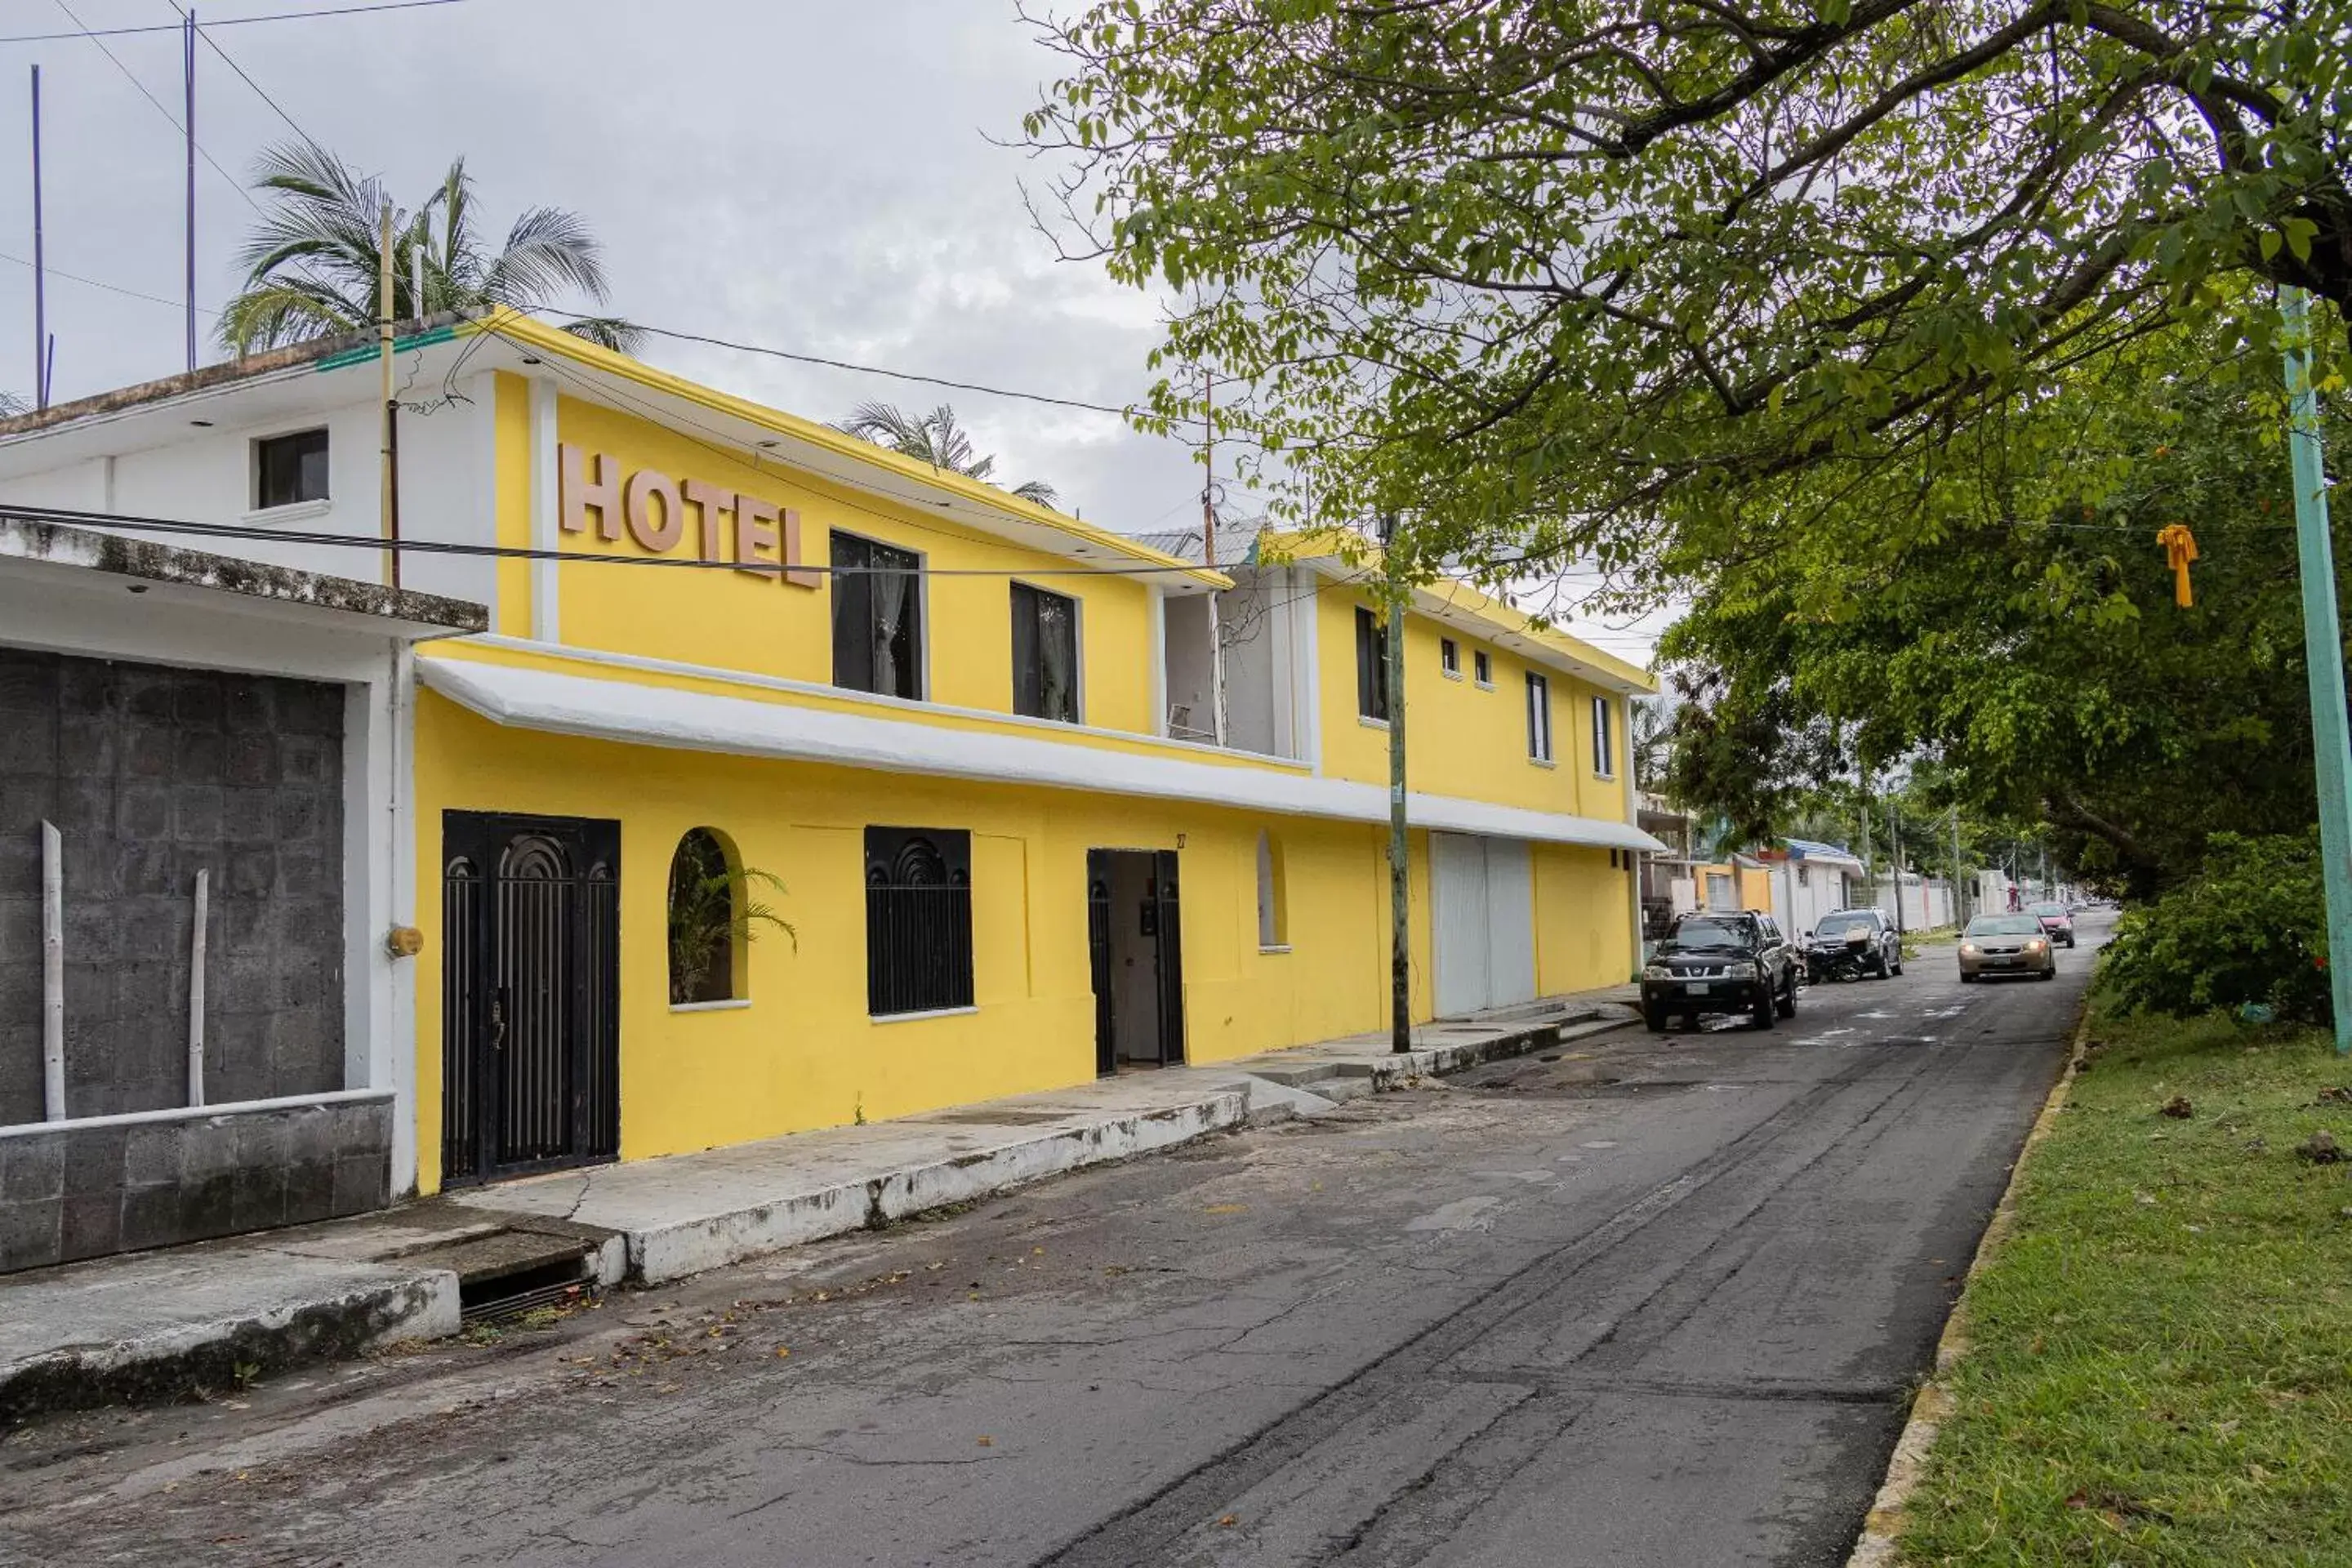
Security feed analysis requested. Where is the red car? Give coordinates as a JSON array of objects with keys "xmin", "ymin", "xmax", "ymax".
[{"xmin": 2026, "ymin": 901, "xmax": 2076, "ymax": 948}]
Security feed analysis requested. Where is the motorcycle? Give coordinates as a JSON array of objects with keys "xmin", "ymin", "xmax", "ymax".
[{"xmin": 1806, "ymin": 926, "xmax": 1880, "ymax": 983}]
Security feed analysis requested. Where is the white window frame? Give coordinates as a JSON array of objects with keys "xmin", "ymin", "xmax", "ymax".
[
  {"xmin": 1472, "ymin": 648, "xmax": 1494, "ymax": 689},
  {"xmin": 1439, "ymin": 636, "xmax": 1462, "ymax": 679},
  {"xmin": 1526, "ymin": 671, "xmax": 1552, "ymax": 762},
  {"xmin": 1592, "ymin": 694, "xmax": 1615, "ymax": 778}
]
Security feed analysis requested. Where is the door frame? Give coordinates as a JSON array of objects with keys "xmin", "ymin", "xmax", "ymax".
[
  {"xmin": 441, "ymin": 809, "xmax": 621, "ymax": 1187},
  {"xmin": 1086, "ymin": 846, "xmax": 1186, "ymax": 1071}
]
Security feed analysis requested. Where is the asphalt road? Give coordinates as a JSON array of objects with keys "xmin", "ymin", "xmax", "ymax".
[{"xmin": 0, "ymin": 921, "xmax": 2097, "ymax": 1567}]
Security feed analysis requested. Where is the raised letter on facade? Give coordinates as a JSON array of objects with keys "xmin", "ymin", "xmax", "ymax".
[
  {"xmin": 682, "ymin": 479, "xmax": 733, "ymax": 564},
  {"xmin": 559, "ymin": 443, "xmax": 623, "ymax": 540},
  {"xmin": 626, "ymin": 467, "xmax": 685, "ymax": 552},
  {"xmin": 734, "ymin": 494, "xmax": 780, "ymax": 579}
]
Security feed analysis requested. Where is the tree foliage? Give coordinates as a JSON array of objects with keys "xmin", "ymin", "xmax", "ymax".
[
  {"xmin": 1025, "ymin": 1, "xmax": 2351, "ymax": 572},
  {"xmin": 2100, "ymin": 831, "xmax": 2331, "ymax": 1021},
  {"xmin": 222, "ymin": 141, "xmax": 638, "ymax": 356},
  {"xmin": 835, "ymin": 402, "xmax": 1060, "ymax": 506},
  {"xmin": 1659, "ymin": 320, "xmax": 2343, "ymax": 894}
]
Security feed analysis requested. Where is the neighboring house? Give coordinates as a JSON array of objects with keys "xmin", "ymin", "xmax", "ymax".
[
  {"xmin": 0, "ymin": 309, "xmax": 1660, "ymax": 1240},
  {"xmin": 1760, "ymin": 839, "xmax": 1867, "ymax": 938},
  {"xmin": 0, "ymin": 516, "xmax": 483, "ymax": 1272}
]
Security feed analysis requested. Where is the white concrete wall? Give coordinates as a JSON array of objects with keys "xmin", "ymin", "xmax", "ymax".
[{"xmin": 0, "ymin": 381, "xmax": 492, "ymax": 608}]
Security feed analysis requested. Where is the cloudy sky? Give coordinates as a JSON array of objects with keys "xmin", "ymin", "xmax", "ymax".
[{"xmin": 0, "ymin": 0, "xmax": 1662, "ymax": 661}]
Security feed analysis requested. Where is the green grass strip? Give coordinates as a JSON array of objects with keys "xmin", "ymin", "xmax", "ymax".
[{"xmin": 1899, "ymin": 1004, "xmax": 2352, "ymax": 1565}]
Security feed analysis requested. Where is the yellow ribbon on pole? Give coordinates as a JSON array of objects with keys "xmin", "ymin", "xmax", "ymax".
[{"xmin": 2158, "ymin": 523, "xmax": 2198, "ymax": 608}]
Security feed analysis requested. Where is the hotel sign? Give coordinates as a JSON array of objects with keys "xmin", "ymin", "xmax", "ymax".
[{"xmin": 559, "ymin": 443, "xmax": 821, "ymax": 588}]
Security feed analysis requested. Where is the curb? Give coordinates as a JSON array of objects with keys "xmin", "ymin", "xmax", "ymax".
[{"xmin": 1842, "ymin": 1007, "xmax": 2093, "ymax": 1567}]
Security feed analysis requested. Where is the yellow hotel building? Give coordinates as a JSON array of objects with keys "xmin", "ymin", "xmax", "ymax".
[{"xmin": 0, "ymin": 311, "xmax": 1659, "ymax": 1200}]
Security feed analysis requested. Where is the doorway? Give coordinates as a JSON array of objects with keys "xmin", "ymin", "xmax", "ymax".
[
  {"xmin": 1087, "ymin": 849, "xmax": 1185, "ymax": 1074},
  {"xmin": 441, "ymin": 811, "xmax": 621, "ymax": 1187}
]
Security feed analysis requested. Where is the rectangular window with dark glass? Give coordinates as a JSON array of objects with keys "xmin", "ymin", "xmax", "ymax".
[
  {"xmin": 1473, "ymin": 649, "xmax": 1493, "ymax": 687},
  {"xmin": 254, "ymin": 428, "xmax": 329, "ymax": 509},
  {"xmin": 1592, "ymin": 694, "xmax": 1616, "ymax": 777},
  {"xmin": 864, "ymin": 826, "xmax": 973, "ymax": 1016},
  {"xmin": 1010, "ymin": 581, "xmax": 1080, "ymax": 723},
  {"xmin": 1440, "ymin": 637, "xmax": 1460, "ymax": 677},
  {"xmin": 1526, "ymin": 671, "xmax": 1552, "ymax": 760},
  {"xmin": 831, "ymin": 531, "xmax": 924, "ymax": 701},
  {"xmin": 1355, "ymin": 606, "xmax": 1390, "ymax": 721}
]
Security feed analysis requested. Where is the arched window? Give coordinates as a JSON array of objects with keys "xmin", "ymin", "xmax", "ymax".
[
  {"xmin": 1257, "ymin": 830, "xmax": 1289, "ymax": 950},
  {"xmin": 669, "ymin": 827, "xmax": 755, "ymax": 1005}
]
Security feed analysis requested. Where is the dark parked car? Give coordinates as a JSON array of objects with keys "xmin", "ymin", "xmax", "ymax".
[
  {"xmin": 1804, "ymin": 908, "xmax": 1903, "ymax": 982},
  {"xmin": 1642, "ymin": 911, "xmax": 1799, "ymax": 1032},
  {"xmin": 2026, "ymin": 901, "xmax": 2077, "ymax": 947}
]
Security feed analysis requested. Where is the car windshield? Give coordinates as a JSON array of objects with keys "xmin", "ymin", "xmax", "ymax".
[
  {"xmin": 1966, "ymin": 915, "xmax": 2043, "ymax": 937},
  {"xmin": 1669, "ymin": 918, "xmax": 1752, "ymax": 950},
  {"xmin": 1815, "ymin": 915, "xmax": 1873, "ymax": 938},
  {"xmin": 2028, "ymin": 902, "xmax": 2068, "ymax": 917}
]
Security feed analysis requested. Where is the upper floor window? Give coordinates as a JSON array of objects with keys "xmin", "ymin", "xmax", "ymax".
[
  {"xmin": 1592, "ymin": 695, "xmax": 1616, "ymax": 777},
  {"xmin": 254, "ymin": 428, "xmax": 328, "ymax": 510},
  {"xmin": 1010, "ymin": 581, "xmax": 1080, "ymax": 723},
  {"xmin": 1473, "ymin": 649, "xmax": 1493, "ymax": 688},
  {"xmin": 1354, "ymin": 606, "xmax": 1390, "ymax": 722},
  {"xmin": 1439, "ymin": 637, "xmax": 1460, "ymax": 678},
  {"xmin": 865, "ymin": 826, "xmax": 973, "ymax": 1016},
  {"xmin": 832, "ymin": 531, "xmax": 924, "ymax": 701},
  {"xmin": 1526, "ymin": 672, "xmax": 1553, "ymax": 761}
]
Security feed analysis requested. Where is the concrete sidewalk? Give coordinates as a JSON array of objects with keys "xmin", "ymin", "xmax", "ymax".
[{"xmin": 0, "ymin": 992, "xmax": 1630, "ymax": 1421}]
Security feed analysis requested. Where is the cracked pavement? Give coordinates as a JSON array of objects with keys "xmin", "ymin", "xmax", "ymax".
[{"xmin": 0, "ymin": 926, "xmax": 2096, "ymax": 1566}]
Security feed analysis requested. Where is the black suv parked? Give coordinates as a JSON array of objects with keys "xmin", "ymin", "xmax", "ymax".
[
  {"xmin": 1641, "ymin": 911, "xmax": 1799, "ymax": 1032},
  {"xmin": 1804, "ymin": 908, "xmax": 1904, "ymax": 982}
]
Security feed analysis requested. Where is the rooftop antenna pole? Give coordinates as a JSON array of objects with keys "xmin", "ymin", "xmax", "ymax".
[
  {"xmin": 377, "ymin": 195, "xmax": 400, "ymax": 590},
  {"xmin": 1381, "ymin": 510, "xmax": 1411, "ymax": 1054},
  {"xmin": 30, "ymin": 64, "xmax": 47, "ymax": 409},
  {"xmin": 1203, "ymin": 371, "xmax": 1227, "ymax": 746},
  {"xmin": 183, "ymin": 9, "xmax": 197, "ymax": 376}
]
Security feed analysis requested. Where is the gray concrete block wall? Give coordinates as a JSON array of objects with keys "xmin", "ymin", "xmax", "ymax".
[
  {"xmin": 0, "ymin": 1098, "xmax": 392, "ymax": 1272},
  {"xmin": 0, "ymin": 648, "xmax": 347, "ymax": 1127}
]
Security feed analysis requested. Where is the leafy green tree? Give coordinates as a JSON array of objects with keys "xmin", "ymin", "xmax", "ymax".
[
  {"xmin": 2102, "ymin": 832, "xmax": 2332, "ymax": 1022},
  {"xmin": 1025, "ymin": 1, "xmax": 2350, "ymax": 571},
  {"xmin": 221, "ymin": 141, "xmax": 637, "ymax": 356},
  {"xmin": 835, "ymin": 402, "xmax": 1059, "ymax": 506},
  {"xmin": 1659, "ymin": 322, "xmax": 2345, "ymax": 897}
]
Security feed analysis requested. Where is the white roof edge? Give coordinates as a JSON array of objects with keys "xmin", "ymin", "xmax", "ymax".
[{"xmin": 418, "ymin": 657, "xmax": 1668, "ymax": 853}]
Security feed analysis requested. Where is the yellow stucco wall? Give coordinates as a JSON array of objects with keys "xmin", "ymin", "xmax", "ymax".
[
  {"xmin": 1534, "ymin": 843, "xmax": 1637, "ymax": 993},
  {"xmin": 412, "ymin": 691, "xmax": 1449, "ymax": 1193},
  {"xmin": 1312, "ymin": 581, "xmax": 1632, "ymax": 822},
  {"xmin": 535, "ymin": 389, "xmax": 1158, "ymax": 736}
]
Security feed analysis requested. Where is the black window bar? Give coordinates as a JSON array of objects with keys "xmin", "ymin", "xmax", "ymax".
[{"xmin": 864, "ymin": 826, "xmax": 974, "ymax": 1016}]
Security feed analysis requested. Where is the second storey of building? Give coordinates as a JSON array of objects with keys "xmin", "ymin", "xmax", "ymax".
[{"xmin": 0, "ymin": 313, "xmax": 1655, "ymax": 835}]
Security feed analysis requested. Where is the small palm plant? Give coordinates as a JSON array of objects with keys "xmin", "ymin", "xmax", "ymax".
[
  {"xmin": 836, "ymin": 401, "xmax": 1058, "ymax": 506},
  {"xmin": 220, "ymin": 140, "xmax": 639, "ymax": 356},
  {"xmin": 667, "ymin": 830, "xmax": 795, "ymax": 1005}
]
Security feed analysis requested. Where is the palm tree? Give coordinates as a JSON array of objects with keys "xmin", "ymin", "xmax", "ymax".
[
  {"xmin": 220, "ymin": 141, "xmax": 639, "ymax": 356},
  {"xmin": 835, "ymin": 401, "xmax": 1058, "ymax": 507}
]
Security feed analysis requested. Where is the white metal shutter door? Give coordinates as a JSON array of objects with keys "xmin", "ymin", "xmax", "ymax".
[
  {"xmin": 1432, "ymin": 832, "xmax": 1491, "ymax": 1018},
  {"xmin": 1483, "ymin": 838, "xmax": 1536, "ymax": 1009}
]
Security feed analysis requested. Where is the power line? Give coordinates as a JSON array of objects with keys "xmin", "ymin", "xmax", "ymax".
[
  {"xmin": 0, "ymin": 0, "xmax": 468, "ymax": 44},
  {"xmin": 49, "ymin": 0, "xmax": 262, "ymax": 216},
  {"xmin": 0, "ymin": 247, "xmax": 221, "ymax": 316},
  {"xmin": 536, "ymin": 310, "xmax": 1143, "ymax": 420},
  {"xmin": 171, "ymin": 1, "xmax": 314, "ymax": 145}
]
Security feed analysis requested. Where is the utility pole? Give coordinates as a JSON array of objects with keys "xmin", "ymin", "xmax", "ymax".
[
  {"xmin": 1857, "ymin": 764, "xmax": 1873, "ymax": 909},
  {"xmin": 1201, "ymin": 372, "xmax": 1227, "ymax": 746},
  {"xmin": 182, "ymin": 8, "xmax": 197, "ymax": 376},
  {"xmin": 377, "ymin": 198, "xmax": 400, "ymax": 590},
  {"xmin": 2283, "ymin": 285, "xmax": 2352, "ymax": 1053},
  {"xmin": 30, "ymin": 65, "xmax": 48, "ymax": 411},
  {"xmin": 1951, "ymin": 806, "xmax": 1965, "ymax": 927},
  {"xmin": 1381, "ymin": 511, "xmax": 1410, "ymax": 1053},
  {"xmin": 1888, "ymin": 800, "xmax": 1905, "ymax": 938}
]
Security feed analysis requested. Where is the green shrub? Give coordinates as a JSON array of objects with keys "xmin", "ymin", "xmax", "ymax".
[{"xmin": 2098, "ymin": 831, "xmax": 2331, "ymax": 1022}]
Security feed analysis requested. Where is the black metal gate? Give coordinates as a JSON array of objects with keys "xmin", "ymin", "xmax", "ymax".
[
  {"xmin": 1085, "ymin": 848, "xmax": 1184, "ymax": 1072},
  {"xmin": 1149, "ymin": 849, "xmax": 1186, "ymax": 1066},
  {"xmin": 442, "ymin": 812, "xmax": 621, "ymax": 1187},
  {"xmin": 1087, "ymin": 855, "xmax": 1116, "ymax": 1076}
]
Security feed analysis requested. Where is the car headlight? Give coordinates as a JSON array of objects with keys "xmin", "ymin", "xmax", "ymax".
[
  {"xmin": 1960, "ymin": 943, "xmax": 1979, "ymax": 956},
  {"xmin": 1642, "ymin": 963, "xmax": 1673, "ymax": 980},
  {"xmin": 2025, "ymin": 938, "xmax": 2047, "ymax": 952}
]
